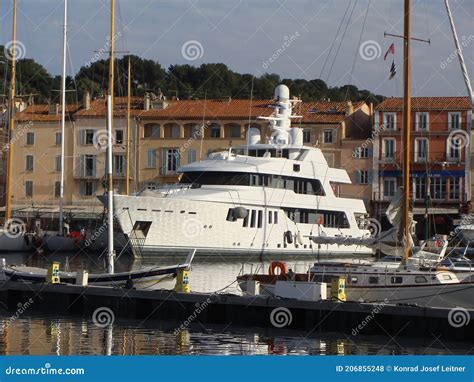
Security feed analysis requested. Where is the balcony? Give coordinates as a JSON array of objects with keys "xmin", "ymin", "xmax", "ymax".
[
  {"xmin": 375, "ymin": 121, "xmax": 468, "ymax": 134},
  {"xmin": 379, "ymin": 151, "xmax": 465, "ymax": 166}
]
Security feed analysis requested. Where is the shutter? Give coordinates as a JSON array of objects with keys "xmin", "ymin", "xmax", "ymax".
[
  {"xmin": 92, "ymin": 155, "xmax": 97, "ymax": 177},
  {"xmin": 368, "ymin": 147, "xmax": 373, "ymax": 158},
  {"xmin": 79, "ymin": 181, "xmax": 85, "ymax": 196},
  {"xmin": 368, "ymin": 171, "xmax": 373, "ymax": 183},
  {"xmin": 79, "ymin": 155, "xmax": 85, "ymax": 177},
  {"xmin": 79, "ymin": 130, "xmax": 85, "ymax": 145},
  {"xmin": 160, "ymin": 149, "xmax": 167, "ymax": 174},
  {"xmin": 175, "ymin": 149, "xmax": 181, "ymax": 169},
  {"xmin": 355, "ymin": 170, "xmax": 360, "ymax": 184}
]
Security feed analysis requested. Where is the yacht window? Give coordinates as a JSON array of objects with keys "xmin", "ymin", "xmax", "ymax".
[
  {"xmin": 415, "ymin": 276, "xmax": 428, "ymax": 283},
  {"xmin": 257, "ymin": 210, "xmax": 263, "ymax": 228},
  {"xmin": 442, "ymin": 274, "xmax": 452, "ymax": 280},
  {"xmin": 391, "ymin": 276, "xmax": 403, "ymax": 284},
  {"xmin": 274, "ymin": 211, "xmax": 278, "ymax": 224},
  {"xmin": 283, "ymin": 208, "xmax": 349, "ymax": 228},
  {"xmin": 226, "ymin": 208, "xmax": 237, "ymax": 222},
  {"xmin": 250, "ymin": 210, "xmax": 256, "ymax": 228},
  {"xmin": 368, "ymin": 277, "xmax": 379, "ymax": 284},
  {"xmin": 268, "ymin": 211, "xmax": 273, "ymax": 224},
  {"xmin": 350, "ymin": 276, "xmax": 358, "ymax": 284}
]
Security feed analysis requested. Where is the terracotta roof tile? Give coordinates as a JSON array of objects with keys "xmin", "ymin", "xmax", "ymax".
[
  {"xmin": 375, "ymin": 96, "xmax": 471, "ymax": 111},
  {"xmin": 75, "ymin": 96, "xmax": 144, "ymax": 118},
  {"xmin": 15, "ymin": 104, "xmax": 81, "ymax": 122}
]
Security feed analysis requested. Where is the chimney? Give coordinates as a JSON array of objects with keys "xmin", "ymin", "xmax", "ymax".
[
  {"xmin": 221, "ymin": 96, "xmax": 231, "ymax": 103},
  {"xmin": 345, "ymin": 100, "xmax": 354, "ymax": 116},
  {"xmin": 151, "ymin": 99, "xmax": 168, "ymax": 110},
  {"xmin": 49, "ymin": 103, "xmax": 60, "ymax": 115},
  {"xmin": 144, "ymin": 93, "xmax": 151, "ymax": 111},
  {"xmin": 83, "ymin": 91, "xmax": 91, "ymax": 110}
]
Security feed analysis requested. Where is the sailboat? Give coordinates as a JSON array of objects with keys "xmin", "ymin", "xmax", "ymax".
[
  {"xmin": 237, "ymin": 0, "xmax": 474, "ymax": 309},
  {"xmin": 0, "ymin": 0, "xmax": 33, "ymax": 253},
  {"xmin": 41, "ymin": 0, "xmax": 83, "ymax": 253}
]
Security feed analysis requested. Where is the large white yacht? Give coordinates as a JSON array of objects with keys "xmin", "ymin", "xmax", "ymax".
[{"xmin": 109, "ymin": 85, "xmax": 372, "ymax": 257}]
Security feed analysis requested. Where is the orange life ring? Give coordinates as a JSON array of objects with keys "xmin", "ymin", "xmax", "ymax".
[{"xmin": 268, "ymin": 261, "xmax": 288, "ymax": 276}]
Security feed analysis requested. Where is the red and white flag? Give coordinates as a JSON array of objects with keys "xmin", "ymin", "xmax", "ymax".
[{"xmin": 384, "ymin": 43, "xmax": 395, "ymax": 60}]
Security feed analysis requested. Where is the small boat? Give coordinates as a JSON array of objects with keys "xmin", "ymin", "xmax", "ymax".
[{"xmin": 0, "ymin": 249, "xmax": 195, "ymax": 290}]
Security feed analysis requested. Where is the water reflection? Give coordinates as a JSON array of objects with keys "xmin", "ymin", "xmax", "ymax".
[{"xmin": 0, "ymin": 313, "xmax": 471, "ymax": 356}]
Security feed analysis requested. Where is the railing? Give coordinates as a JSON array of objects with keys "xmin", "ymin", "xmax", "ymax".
[
  {"xmin": 378, "ymin": 151, "xmax": 465, "ymax": 164},
  {"xmin": 375, "ymin": 121, "xmax": 468, "ymax": 133}
]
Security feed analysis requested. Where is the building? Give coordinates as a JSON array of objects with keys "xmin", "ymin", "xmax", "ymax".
[
  {"xmin": 5, "ymin": 94, "xmax": 372, "ymax": 226},
  {"xmin": 372, "ymin": 96, "xmax": 472, "ymax": 238}
]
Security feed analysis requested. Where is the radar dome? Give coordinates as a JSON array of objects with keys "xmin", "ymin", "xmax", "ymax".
[{"xmin": 274, "ymin": 84, "xmax": 290, "ymax": 101}]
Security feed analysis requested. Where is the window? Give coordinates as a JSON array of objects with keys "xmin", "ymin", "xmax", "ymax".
[
  {"xmin": 187, "ymin": 149, "xmax": 197, "ymax": 164},
  {"xmin": 82, "ymin": 129, "xmax": 95, "ymax": 145},
  {"xmin": 147, "ymin": 149, "xmax": 157, "ymax": 168},
  {"xmin": 415, "ymin": 138, "xmax": 428, "ymax": 162},
  {"xmin": 250, "ymin": 210, "xmax": 256, "ymax": 228},
  {"xmin": 354, "ymin": 147, "xmax": 370, "ymax": 158},
  {"xmin": 356, "ymin": 170, "xmax": 371, "ymax": 184},
  {"xmin": 415, "ymin": 178, "xmax": 427, "ymax": 200},
  {"xmin": 382, "ymin": 138, "xmax": 395, "ymax": 160},
  {"xmin": 55, "ymin": 131, "xmax": 62, "ymax": 146},
  {"xmin": 350, "ymin": 276, "xmax": 358, "ymax": 284},
  {"xmin": 81, "ymin": 155, "xmax": 96, "ymax": 177},
  {"xmin": 115, "ymin": 129, "xmax": 124, "ymax": 144},
  {"xmin": 390, "ymin": 276, "xmax": 403, "ymax": 284},
  {"xmin": 229, "ymin": 124, "xmax": 241, "ymax": 138},
  {"xmin": 448, "ymin": 112, "xmax": 461, "ymax": 130},
  {"xmin": 191, "ymin": 124, "xmax": 202, "ymax": 138},
  {"xmin": 25, "ymin": 181, "xmax": 33, "ymax": 197},
  {"xmin": 284, "ymin": 208, "xmax": 349, "ymax": 228},
  {"xmin": 210, "ymin": 124, "xmax": 221, "ymax": 138},
  {"xmin": 144, "ymin": 123, "xmax": 161, "ymax": 138},
  {"xmin": 322, "ymin": 129, "xmax": 334, "ymax": 143},
  {"xmin": 268, "ymin": 210, "xmax": 273, "ymax": 224},
  {"xmin": 170, "ymin": 124, "xmax": 180, "ymax": 138},
  {"xmin": 383, "ymin": 112, "xmax": 396, "ymax": 130},
  {"xmin": 430, "ymin": 177, "xmax": 446, "ymax": 200},
  {"xmin": 80, "ymin": 180, "xmax": 95, "ymax": 196},
  {"xmin": 226, "ymin": 208, "xmax": 237, "ymax": 222},
  {"xmin": 303, "ymin": 129, "xmax": 311, "ymax": 144},
  {"xmin": 54, "ymin": 181, "xmax": 60, "ymax": 197},
  {"xmin": 442, "ymin": 274, "xmax": 452, "ymax": 280},
  {"xmin": 162, "ymin": 148, "xmax": 180, "ymax": 174},
  {"xmin": 113, "ymin": 154, "xmax": 125, "ymax": 176},
  {"xmin": 274, "ymin": 211, "xmax": 278, "ymax": 224},
  {"xmin": 449, "ymin": 177, "xmax": 461, "ymax": 200},
  {"xmin": 383, "ymin": 178, "xmax": 396, "ymax": 198},
  {"xmin": 257, "ymin": 210, "xmax": 263, "ymax": 228},
  {"xmin": 242, "ymin": 209, "xmax": 250, "ymax": 227},
  {"xmin": 369, "ymin": 277, "xmax": 379, "ymax": 284},
  {"xmin": 416, "ymin": 112, "xmax": 429, "ymax": 131},
  {"xmin": 415, "ymin": 276, "xmax": 428, "ymax": 284},
  {"xmin": 25, "ymin": 155, "xmax": 34, "ymax": 171},
  {"xmin": 448, "ymin": 138, "xmax": 461, "ymax": 161},
  {"xmin": 54, "ymin": 155, "xmax": 61, "ymax": 172},
  {"xmin": 26, "ymin": 132, "xmax": 35, "ymax": 145}
]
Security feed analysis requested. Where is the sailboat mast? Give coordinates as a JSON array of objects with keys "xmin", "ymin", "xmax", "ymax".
[
  {"xmin": 125, "ymin": 56, "xmax": 131, "ymax": 196},
  {"xmin": 402, "ymin": 0, "xmax": 412, "ymax": 261},
  {"xmin": 106, "ymin": 0, "xmax": 116, "ymax": 273},
  {"xmin": 5, "ymin": 0, "xmax": 17, "ymax": 223},
  {"xmin": 58, "ymin": 0, "xmax": 68, "ymax": 235}
]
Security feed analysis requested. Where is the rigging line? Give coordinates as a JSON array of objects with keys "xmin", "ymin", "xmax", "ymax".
[
  {"xmin": 319, "ymin": 0, "xmax": 353, "ymax": 80},
  {"xmin": 326, "ymin": 0, "xmax": 357, "ymax": 84},
  {"xmin": 345, "ymin": 0, "xmax": 372, "ymax": 101}
]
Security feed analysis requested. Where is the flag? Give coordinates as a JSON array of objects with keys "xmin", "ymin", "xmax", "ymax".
[
  {"xmin": 384, "ymin": 43, "xmax": 395, "ymax": 60},
  {"xmin": 389, "ymin": 60, "xmax": 397, "ymax": 79}
]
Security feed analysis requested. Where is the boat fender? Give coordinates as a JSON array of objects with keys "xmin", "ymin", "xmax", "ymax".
[
  {"xmin": 234, "ymin": 207, "xmax": 248, "ymax": 219},
  {"xmin": 268, "ymin": 261, "xmax": 288, "ymax": 276},
  {"xmin": 296, "ymin": 231, "xmax": 303, "ymax": 245},
  {"xmin": 284, "ymin": 231, "xmax": 293, "ymax": 244}
]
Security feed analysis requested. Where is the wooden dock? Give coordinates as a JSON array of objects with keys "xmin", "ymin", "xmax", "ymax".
[{"xmin": 0, "ymin": 281, "xmax": 472, "ymax": 340}]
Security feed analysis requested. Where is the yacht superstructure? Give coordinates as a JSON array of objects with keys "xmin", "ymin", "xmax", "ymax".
[{"xmin": 109, "ymin": 85, "xmax": 372, "ymax": 257}]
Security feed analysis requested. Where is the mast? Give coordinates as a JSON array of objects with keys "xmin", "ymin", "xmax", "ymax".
[
  {"xmin": 402, "ymin": 0, "xmax": 412, "ymax": 261},
  {"xmin": 106, "ymin": 0, "xmax": 116, "ymax": 273},
  {"xmin": 58, "ymin": 0, "xmax": 68, "ymax": 235},
  {"xmin": 5, "ymin": 0, "xmax": 17, "ymax": 223},
  {"xmin": 125, "ymin": 56, "xmax": 131, "ymax": 195}
]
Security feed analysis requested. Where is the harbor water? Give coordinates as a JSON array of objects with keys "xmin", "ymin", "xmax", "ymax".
[{"xmin": 0, "ymin": 252, "xmax": 472, "ymax": 355}]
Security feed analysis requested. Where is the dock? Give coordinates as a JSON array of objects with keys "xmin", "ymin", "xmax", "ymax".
[{"xmin": 0, "ymin": 281, "xmax": 472, "ymax": 340}]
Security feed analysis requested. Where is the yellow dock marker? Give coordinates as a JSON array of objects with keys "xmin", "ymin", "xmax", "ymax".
[{"xmin": 47, "ymin": 262, "xmax": 61, "ymax": 284}]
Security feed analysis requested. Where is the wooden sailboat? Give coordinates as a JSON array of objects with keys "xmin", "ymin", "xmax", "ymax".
[
  {"xmin": 237, "ymin": 0, "xmax": 474, "ymax": 308},
  {"xmin": 0, "ymin": 0, "xmax": 32, "ymax": 252}
]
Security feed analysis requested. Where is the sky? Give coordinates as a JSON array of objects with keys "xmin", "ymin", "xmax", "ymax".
[{"xmin": 0, "ymin": 0, "xmax": 473, "ymax": 98}]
